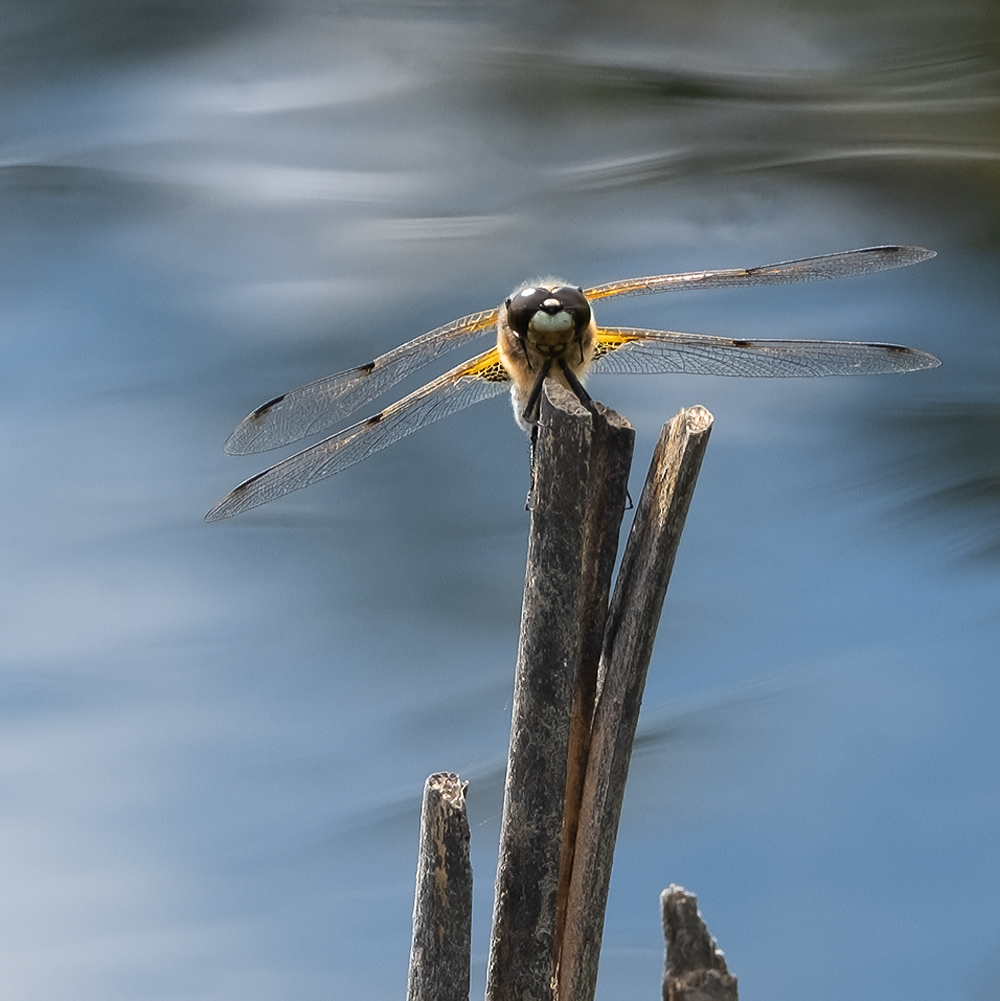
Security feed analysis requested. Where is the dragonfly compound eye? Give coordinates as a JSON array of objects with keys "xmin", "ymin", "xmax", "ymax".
[{"xmin": 506, "ymin": 285, "xmax": 593, "ymax": 338}]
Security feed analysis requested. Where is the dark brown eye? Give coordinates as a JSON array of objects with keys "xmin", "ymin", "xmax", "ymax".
[
  {"xmin": 552, "ymin": 287, "xmax": 591, "ymax": 319},
  {"xmin": 506, "ymin": 287, "xmax": 550, "ymax": 337}
]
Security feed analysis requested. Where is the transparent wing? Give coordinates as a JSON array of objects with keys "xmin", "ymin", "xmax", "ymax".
[
  {"xmin": 223, "ymin": 245, "xmax": 934, "ymax": 453},
  {"xmin": 591, "ymin": 327, "xmax": 941, "ymax": 377},
  {"xmin": 225, "ymin": 306, "xmax": 499, "ymax": 455},
  {"xmin": 583, "ymin": 245, "xmax": 935, "ymax": 302},
  {"xmin": 206, "ymin": 349, "xmax": 511, "ymax": 522}
]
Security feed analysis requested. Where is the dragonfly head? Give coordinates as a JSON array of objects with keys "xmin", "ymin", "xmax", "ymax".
[{"xmin": 504, "ymin": 282, "xmax": 592, "ymax": 356}]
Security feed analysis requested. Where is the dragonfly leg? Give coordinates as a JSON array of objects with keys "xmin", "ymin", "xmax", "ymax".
[
  {"xmin": 518, "ymin": 334, "xmax": 533, "ymax": 371},
  {"xmin": 525, "ymin": 423, "xmax": 539, "ymax": 511},
  {"xmin": 520, "ymin": 359, "xmax": 553, "ymax": 426},
  {"xmin": 558, "ymin": 357, "xmax": 593, "ymax": 410}
]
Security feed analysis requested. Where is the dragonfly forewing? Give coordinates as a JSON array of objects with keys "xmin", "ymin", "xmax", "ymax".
[
  {"xmin": 583, "ymin": 245, "xmax": 935, "ymax": 302},
  {"xmin": 224, "ymin": 306, "xmax": 500, "ymax": 455}
]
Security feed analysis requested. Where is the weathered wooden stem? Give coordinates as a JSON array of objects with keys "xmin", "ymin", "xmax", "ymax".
[
  {"xmin": 554, "ymin": 396, "xmax": 635, "ymax": 964},
  {"xmin": 661, "ymin": 885, "xmax": 737, "ymax": 1001},
  {"xmin": 485, "ymin": 381, "xmax": 634, "ymax": 1001},
  {"xmin": 558, "ymin": 405, "xmax": 714, "ymax": 1001},
  {"xmin": 406, "ymin": 772, "xmax": 473, "ymax": 1001}
]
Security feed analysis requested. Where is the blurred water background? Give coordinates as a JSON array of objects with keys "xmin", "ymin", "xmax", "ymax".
[{"xmin": 1, "ymin": 0, "xmax": 998, "ymax": 998}]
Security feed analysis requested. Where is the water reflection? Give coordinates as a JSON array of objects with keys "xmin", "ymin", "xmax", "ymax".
[
  {"xmin": 2, "ymin": 0, "xmax": 266, "ymax": 72},
  {"xmin": 868, "ymin": 401, "xmax": 1000, "ymax": 561}
]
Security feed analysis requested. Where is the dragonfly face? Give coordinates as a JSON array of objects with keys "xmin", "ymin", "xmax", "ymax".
[
  {"xmin": 504, "ymin": 283, "xmax": 593, "ymax": 358},
  {"xmin": 206, "ymin": 245, "xmax": 940, "ymax": 522}
]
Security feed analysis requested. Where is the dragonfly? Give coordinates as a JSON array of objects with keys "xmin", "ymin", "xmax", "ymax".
[{"xmin": 205, "ymin": 244, "xmax": 939, "ymax": 522}]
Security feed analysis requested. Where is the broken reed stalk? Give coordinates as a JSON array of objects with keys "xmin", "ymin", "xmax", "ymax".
[
  {"xmin": 661, "ymin": 885, "xmax": 737, "ymax": 1001},
  {"xmin": 406, "ymin": 772, "xmax": 473, "ymax": 1001},
  {"xmin": 558, "ymin": 405, "xmax": 714, "ymax": 1001},
  {"xmin": 555, "ymin": 397, "xmax": 636, "ymax": 965},
  {"xmin": 485, "ymin": 381, "xmax": 634, "ymax": 1001}
]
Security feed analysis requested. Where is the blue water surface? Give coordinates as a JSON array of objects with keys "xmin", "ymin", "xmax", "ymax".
[{"xmin": 0, "ymin": 2, "xmax": 997, "ymax": 998}]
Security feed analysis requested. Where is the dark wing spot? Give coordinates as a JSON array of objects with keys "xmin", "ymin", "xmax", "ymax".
[
  {"xmin": 248, "ymin": 394, "xmax": 286, "ymax": 422},
  {"xmin": 731, "ymin": 339, "xmax": 754, "ymax": 348},
  {"xmin": 365, "ymin": 412, "xmax": 384, "ymax": 426},
  {"xmin": 231, "ymin": 468, "xmax": 269, "ymax": 495},
  {"xmin": 885, "ymin": 344, "xmax": 907, "ymax": 353},
  {"xmin": 359, "ymin": 361, "xmax": 376, "ymax": 373}
]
